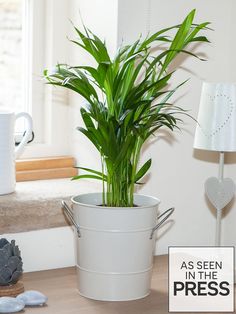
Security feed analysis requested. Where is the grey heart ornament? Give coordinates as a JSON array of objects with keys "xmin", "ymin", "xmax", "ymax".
[{"xmin": 205, "ymin": 177, "xmax": 236, "ymax": 210}]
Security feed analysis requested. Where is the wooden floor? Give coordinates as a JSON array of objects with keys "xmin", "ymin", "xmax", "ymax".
[{"xmin": 22, "ymin": 255, "xmax": 234, "ymax": 314}]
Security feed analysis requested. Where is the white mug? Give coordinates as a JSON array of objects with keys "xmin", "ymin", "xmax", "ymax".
[{"xmin": 0, "ymin": 109, "xmax": 33, "ymax": 195}]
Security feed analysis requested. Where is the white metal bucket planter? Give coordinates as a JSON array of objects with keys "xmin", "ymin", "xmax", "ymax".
[{"xmin": 62, "ymin": 193, "xmax": 174, "ymax": 301}]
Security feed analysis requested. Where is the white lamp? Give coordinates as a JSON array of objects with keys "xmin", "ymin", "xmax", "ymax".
[{"xmin": 194, "ymin": 82, "xmax": 236, "ymax": 246}]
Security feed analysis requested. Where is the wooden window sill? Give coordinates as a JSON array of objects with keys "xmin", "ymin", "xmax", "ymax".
[{"xmin": 16, "ymin": 156, "xmax": 77, "ymax": 182}]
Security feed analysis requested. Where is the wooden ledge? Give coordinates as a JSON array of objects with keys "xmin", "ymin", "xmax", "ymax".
[
  {"xmin": 0, "ymin": 179, "xmax": 100, "ymax": 234},
  {"xmin": 16, "ymin": 156, "xmax": 77, "ymax": 182}
]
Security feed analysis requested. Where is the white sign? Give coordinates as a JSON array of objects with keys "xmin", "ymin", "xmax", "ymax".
[{"xmin": 169, "ymin": 247, "xmax": 234, "ymax": 312}]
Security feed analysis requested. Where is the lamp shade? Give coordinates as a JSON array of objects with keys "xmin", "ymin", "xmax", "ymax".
[{"xmin": 194, "ymin": 82, "xmax": 236, "ymax": 152}]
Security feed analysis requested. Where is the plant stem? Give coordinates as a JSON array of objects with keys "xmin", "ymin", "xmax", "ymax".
[
  {"xmin": 129, "ymin": 137, "xmax": 143, "ymax": 206},
  {"xmin": 101, "ymin": 154, "xmax": 105, "ymax": 206}
]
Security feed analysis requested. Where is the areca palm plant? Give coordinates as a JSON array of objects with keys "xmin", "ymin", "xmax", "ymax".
[{"xmin": 44, "ymin": 9, "xmax": 209, "ymax": 207}]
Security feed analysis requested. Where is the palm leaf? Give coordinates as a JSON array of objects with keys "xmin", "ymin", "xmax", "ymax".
[{"xmin": 44, "ymin": 10, "xmax": 210, "ymax": 206}]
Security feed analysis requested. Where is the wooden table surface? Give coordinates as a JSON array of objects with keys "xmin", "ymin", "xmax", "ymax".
[{"xmin": 22, "ymin": 255, "xmax": 234, "ymax": 314}]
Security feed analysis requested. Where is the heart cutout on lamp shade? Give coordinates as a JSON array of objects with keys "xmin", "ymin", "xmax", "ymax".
[
  {"xmin": 194, "ymin": 82, "xmax": 236, "ymax": 152},
  {"xmin": 200, "ymin": 94, "xmax": 234, "ymax": 137},
  {"xmin": 205, "ymin": 177, "xmax": 235, "ymax": 210}
]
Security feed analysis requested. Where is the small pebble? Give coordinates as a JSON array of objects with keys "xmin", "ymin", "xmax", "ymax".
[
  {"xmin": 16, "ymin": 290, "xmax": 48, "ymax": 306},
  {"xmin": 0, "ymin": 297, "xmax": 25, "ymax": 313}
]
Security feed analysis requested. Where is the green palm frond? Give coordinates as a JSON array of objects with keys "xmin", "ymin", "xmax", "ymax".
[{"xmin": 44, "ymin": 9, "xmax": 210, "ymax": 207}]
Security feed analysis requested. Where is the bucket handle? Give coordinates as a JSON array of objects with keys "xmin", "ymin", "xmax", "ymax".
[
  {"xmin": 149, "ymin": 207, "xmax": 174, "ymax": 239},
  {"xmin": 61, "ymin": 201, "xmax": 173, "ymax": 239},
  {"xmin": 61, "ymin": 201, "xmax": 81, "ymax": 237}
]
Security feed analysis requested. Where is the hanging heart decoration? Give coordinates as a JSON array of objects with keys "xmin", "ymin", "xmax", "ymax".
[{"xmin": 205, "ymin": 177, "xmax": 235, "ymax": 210}]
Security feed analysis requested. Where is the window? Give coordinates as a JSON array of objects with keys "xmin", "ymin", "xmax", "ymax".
[
  {"xmin": 0, "ymin": 0, "xmax": 22, "ymax": 112},
  {"xmin": 0, "ymin": 0, "xmax": 45, "ymax": 141},
  {"xmin": 0, "ymin": 0, "xmax": 71, "ymax": 158},
  {"xmin": 0, "ymin": 0, "xmax": 24, "ymax": 130}
]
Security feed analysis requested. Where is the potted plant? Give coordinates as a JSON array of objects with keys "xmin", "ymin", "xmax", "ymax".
[{"xmin": 44, "ymin": 9, "xmax": 209, "ymax": 301}]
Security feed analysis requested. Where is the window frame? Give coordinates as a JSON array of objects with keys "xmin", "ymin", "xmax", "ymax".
[
  {"xmin": 19, "ymin": 0, "xmax": 71, "ymax": 159},
  {"xmin": 22, "ymin": 0, "xmax": 45, "ymax": 144}
]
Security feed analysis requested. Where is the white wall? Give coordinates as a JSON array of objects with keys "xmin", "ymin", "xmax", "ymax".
[
  {"xmin": 69, "ymin": 0, "xmax": 236, "ymax": 255},
  {"xmin": 4, "ymin": 227, "xmax": 75, "ymax": 272},
  {"xmin": 68, "ymin": 0, "xmax": 118, "ymax": 172}
]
